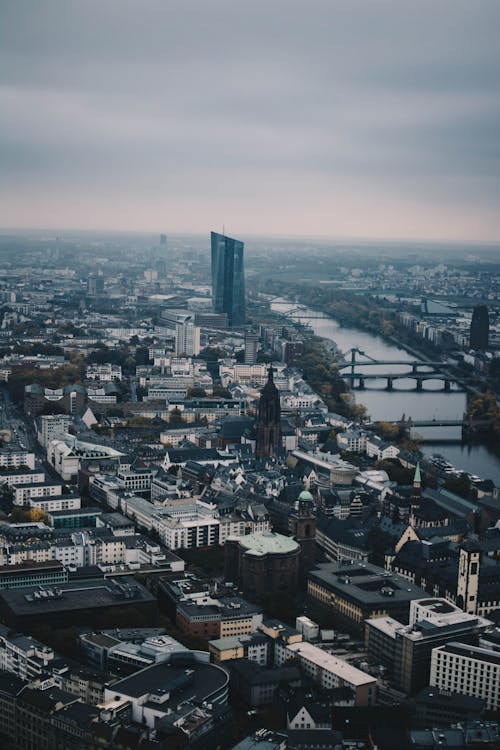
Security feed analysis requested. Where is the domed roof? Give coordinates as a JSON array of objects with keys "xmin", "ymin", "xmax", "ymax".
[{"xmin": 298, "ymin": 489, "xmax": 314, "ymax": 502}]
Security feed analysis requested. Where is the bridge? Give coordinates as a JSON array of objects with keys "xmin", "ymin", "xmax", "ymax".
[
  {"xmin": 382, "ymin": 417, "xmax": 494, "ymax": 442},
  {"xmin": 338, "ymin": 359, "xmax": 444, "ymax": 370},
  {"xmin": 286, "ymin": 307, "xmax": 326, "ymax": 319},
  {"xmin": 341, "ymin": 371, "xmax": 461, "ymax": 392},
  {"xmin": 337, "ymin": 348, "xmax": 462, "ymax": 391}
]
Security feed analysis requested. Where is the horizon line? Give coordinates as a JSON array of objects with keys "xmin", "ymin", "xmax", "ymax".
[{"xmin": 0, "ymin": 226, "xmax": 498, "ymax": 248}]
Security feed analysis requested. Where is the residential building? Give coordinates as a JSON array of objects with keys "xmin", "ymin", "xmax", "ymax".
[
  {"xmin": 244, "ymin": 332, "xmax": 259, "ymax": 364},
  {"xmin": 285, "ymin": 641, "xmax": 377, "ymax": 706},
  {"xmin": 175, "ymin": 321, "xmax": 200, "ymax": 356}
]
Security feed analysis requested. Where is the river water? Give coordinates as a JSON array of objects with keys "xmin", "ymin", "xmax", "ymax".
[{"xmin": 271, "ymin": 300, "xmax": 500, "ymax": 485}]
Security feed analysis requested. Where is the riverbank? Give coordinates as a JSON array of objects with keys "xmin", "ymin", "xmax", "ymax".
[{"xmin": 269, "ymin": 297, "xmax": 500, "ymax": 485}]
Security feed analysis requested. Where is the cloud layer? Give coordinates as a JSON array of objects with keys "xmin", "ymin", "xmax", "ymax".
[{"xmin": 1, "ymin": 0, "xmax": 499, "ymax": 241}]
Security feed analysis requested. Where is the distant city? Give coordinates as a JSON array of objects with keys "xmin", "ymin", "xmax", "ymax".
[{"xmin": 0, "ymin": 230, "xmax": 499, "ymax": 749}]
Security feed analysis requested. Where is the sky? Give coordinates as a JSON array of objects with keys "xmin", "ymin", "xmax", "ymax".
[{"xmin": 1, "ymin": 0, "xmax": 499, "ymax": 242}]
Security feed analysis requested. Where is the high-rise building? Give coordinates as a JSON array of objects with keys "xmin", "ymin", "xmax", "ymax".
[
  {"xmin": 211, "ymin": 231, "xmax": 245, "ymax": 327},
  {"xmin": 175, "ymin": 322, "xmax": 200, "ymax": 357},
  {"xmin": 87, "ymin": 275, "xmax": 104, "ymax": 296},
  {"xmin": 244, "ymin": 333, "xmax": 259, "ymax": 364},
  {"xmin": 255, "ymin": 367, "xmax": 281, "ymax": 458},
  {"xmin": 469, "ymin": 305, "xmax": 489, "ymax": 350}
]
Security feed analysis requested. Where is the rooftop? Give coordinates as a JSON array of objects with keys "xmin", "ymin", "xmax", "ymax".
[
  {"xmin": 230, "ymin": 530, "xmax": 299, "ymax": 557},
  {"xmin": 287, "ymin": 641, "xmax": 376, "ymax": 686}
]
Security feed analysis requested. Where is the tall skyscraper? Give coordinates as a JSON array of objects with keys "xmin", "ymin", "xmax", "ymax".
[
  {"xmin": 469, "ymin": 305, "xmax": 489, "ymax": 350},
  {"xmin": 211, "ymin": 231, "xmax": 245, "ymax": 327},
  {"xmin": 255, "ymin": 366, "xmax": 281, "ymax": 458}
]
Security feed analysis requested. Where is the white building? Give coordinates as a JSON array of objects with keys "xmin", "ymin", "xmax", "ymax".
[
  {"xmin": 47, "ymin": 437, "xmax": 123, "ymax": 481},
  {"xmin": 0, "ymin": 625, "xmax": 55, "ymax": 681},
  {"xmin": 336, "ymin": 430, "xmax": 368, "ymax": 453},
  {"xmin": 0, "ymin": 469, "xmax": 45, "ymax": 487},
  {"xmin": 86, "ymin": 364, "xmax": 122, "ymax": 381},
  {"xmin": 37, "ymin": 414, "xmax": 72, "ymax": 448},
  {"xmin": 26, "ymin": 495, "xmax": 81, "ymax": 513},
  {"xmin": 12, "ymin": 481, "xmax": 63, "ymax": 506},
  {"xmin": 430, "ymin": 642, "xmax": 500, "ymax": 710},
  {"xmin": 0, "ymin": 449, "xmax": 35, "ymax": 470},
  {"xmin": 366, "ymin": 435, "xmax": 400, "ymax": 461},
  {"xmin": 285, "ymin": 641, "xmax": 377, "ymax": 706},
  {"xmin": 175, "ymin": 322, "xmax": 200, "ymax": 357},
  {"xmin": 116, "ymin": 466, "xmax": 157, "ymax": 493}
]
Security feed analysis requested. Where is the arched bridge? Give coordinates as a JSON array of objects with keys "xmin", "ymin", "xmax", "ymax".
[
  {"xmin": 338, "ymin": 350, "xmax": 462, "ymax": 391},
  {"xmin": 342, "ymin": 371, "xmax": 461, "ymax": 392}
]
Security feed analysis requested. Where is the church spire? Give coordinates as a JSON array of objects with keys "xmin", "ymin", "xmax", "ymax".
[{"xmin": 255, "ymin": 365, "xmax": 281, "ymax": 458}]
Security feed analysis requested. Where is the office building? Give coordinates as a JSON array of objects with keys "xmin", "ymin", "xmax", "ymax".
[
  {"xmin": 211, "ymin": 231, "xmax": 245, "ymax": 327},
  {"xmin": 175, "ymin": 321, "xmax": 200, "ymax": 356},
  {"xmin": 87, "ymin": 274, "xmax": 104, "ymax": 296},
  {"xmin": 469, "ymin": 305, "xmax": 489, "ymax": 350},
  {"xmin": 307, "ymin": 561, "xmax": 427, "ymax": 632},
  {"xmin": 365, "ymin": 598, "xmax": 491, "ymax": 695},
  {"xmin": 281, "ymin": 339, "xmax": 304, "ymax": 365},
  {"xmin": 244, "ymin": 332, "xmax": 259, "ymax": 364},
  {"xmin": 430, "ymin": 642, "xmax": 500, "ymax": 710}
]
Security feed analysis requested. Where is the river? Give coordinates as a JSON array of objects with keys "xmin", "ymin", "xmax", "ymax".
[{"xmin": 271, "ymin": 299, "xmax": 500, "ymax": 485}]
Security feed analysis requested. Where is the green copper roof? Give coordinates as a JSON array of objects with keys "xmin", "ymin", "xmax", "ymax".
[
  {"xmin": 298, "ymin": 489, "xmax": 314, "ymax": 502},
  {"xmin": 414, "ymin": 462, "xmax": 421, "ymax": 484},
  {"xmin": 233, "ymin": 531, "xmax": 299, "ymax": 557}
]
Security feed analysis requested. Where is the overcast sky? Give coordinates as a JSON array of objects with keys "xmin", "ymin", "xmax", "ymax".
[{"xmin": 1, "ymin": 1, "xmax": 499, "ymax": 242}]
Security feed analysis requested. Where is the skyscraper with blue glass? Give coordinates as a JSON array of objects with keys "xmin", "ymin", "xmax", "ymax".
[{"xmin": 210, "ymin": 231, "xmax": 245, "ymax": 327}]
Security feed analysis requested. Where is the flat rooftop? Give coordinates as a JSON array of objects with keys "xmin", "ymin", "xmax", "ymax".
[
  {"xmin": 436, "ymin": 642, "xmax": 500, "ymax": 667},
  {"xmin": 309, "ymin": 561, "xmax": 426, "ymax": 606},
  {"xmin": 0, "ymin": 579, "xmax": 155, "ymax": 615},
  {"xmin": 111, "ymin": 659, "xmax": 228, "ymax": 702},
  {"xmin": 287, "ymin": 642, "xmax": 376, "ymax": 686}
]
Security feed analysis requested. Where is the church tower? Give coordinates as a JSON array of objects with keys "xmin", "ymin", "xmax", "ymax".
[
  {"xmin": 409, "ymin": 462, "xmax": 422, "ymax": 528},
  {"xmin": 457, "ymin": 542, "xmax": 481, "ymax": 615},
  {"xmin": 290, "ymin": 489, "xmax": 316, "ymax": 582},
  {"xmin": 255, "ymin": 366, "xmax": 281, "ymax": 458}
]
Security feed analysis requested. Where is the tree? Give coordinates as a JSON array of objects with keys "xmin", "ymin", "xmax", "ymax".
[
  {"xmin": 169, "ymin": 408, "xmax": 185, "ymax": 425},
  {"xmin": 211, "ymin": 385, "xmax": 232, "ymax": 399},
  {"xmin": 10, "ymin": 507, "xmax": 47, "ymax": 523},
  {"xmin": 443, "ymin": 473, "xmax": 471, "ymax": 499},
  {"xmin": 188, "ymin": 387, "xmax": 207, "ymax": 397},
  {"xmin": 199, "ymin": 347, "xmax": 226, "ymax": 362},
  {"xmin": 376, "ymin": 421, "xmax": 400, "ymax": 441}
]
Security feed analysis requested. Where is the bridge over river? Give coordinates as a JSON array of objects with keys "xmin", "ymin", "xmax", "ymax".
[{"xmin": 338, "ymin": 350, "xmax": 464, "ymax": 391}]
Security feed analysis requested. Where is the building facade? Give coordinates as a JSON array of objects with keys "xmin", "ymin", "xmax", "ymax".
[
  {"xmin": 255, "ymin": 367, "xmax": 281, "ymax": 458},
  {"xmin": 211, "ymin": 231, "xmax": 245, "ymax": 327}
]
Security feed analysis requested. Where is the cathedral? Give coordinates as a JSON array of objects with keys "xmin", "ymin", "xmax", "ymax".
[{"xmin": 255, "ymin": 366, "xmax": 281, "ymax": 458}]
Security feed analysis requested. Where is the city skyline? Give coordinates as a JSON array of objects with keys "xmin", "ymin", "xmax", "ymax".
[{"xmin": 1, "ymin": 1, "xmax": 499, "ymax": 243}]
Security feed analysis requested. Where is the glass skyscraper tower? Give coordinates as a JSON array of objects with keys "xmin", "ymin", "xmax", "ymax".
[{"xmin": 210, "ymin": 231, "xmax": 245, "ymax": 327}]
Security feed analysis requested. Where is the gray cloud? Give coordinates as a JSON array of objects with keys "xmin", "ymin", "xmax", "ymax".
[{"xmin": 1, "ymin": 0, "xmax": 499, "ymax": 240}]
